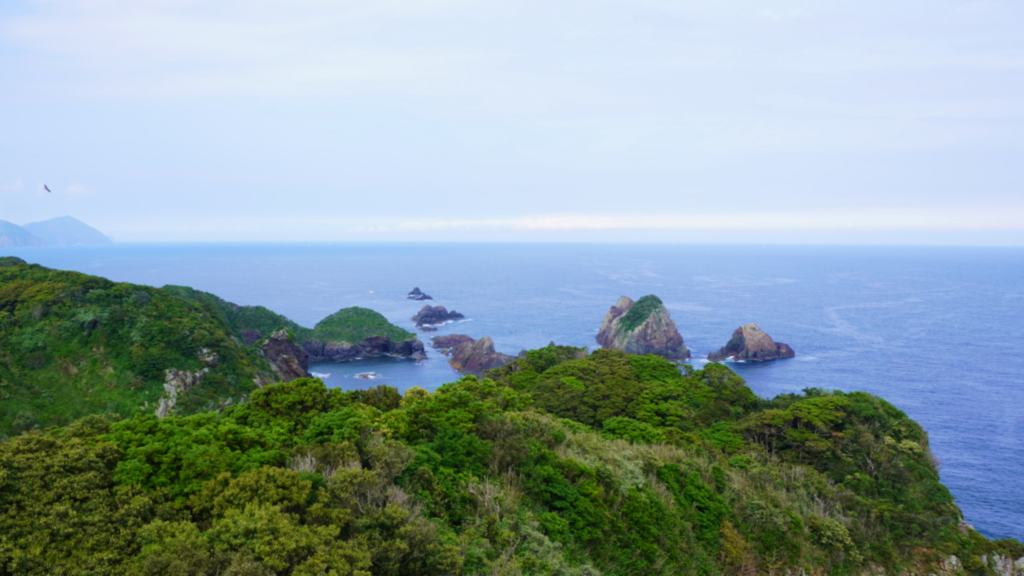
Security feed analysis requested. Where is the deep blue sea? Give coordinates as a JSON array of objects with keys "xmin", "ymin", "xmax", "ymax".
[{"xmin": 5, "ymin": 242, "xmax": 1022, "ymax": 541}]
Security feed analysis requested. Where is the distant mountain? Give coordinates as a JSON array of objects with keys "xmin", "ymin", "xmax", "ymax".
[
  {"xmin": 0, "ymin": 220, "xmax": 45, "ymax": 248},
  {"xmin": 21, "ymin": 216, "xmax": 111, "ymax": 246}
]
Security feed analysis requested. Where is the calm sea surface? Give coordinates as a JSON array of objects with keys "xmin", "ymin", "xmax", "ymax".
[{"xmin": 5, "ymin": 242, "xmax": 1022, "ymax": 541}]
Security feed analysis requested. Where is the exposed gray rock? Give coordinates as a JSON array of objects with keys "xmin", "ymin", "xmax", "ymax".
[
  {"xmin": 431, "ymin": 334, "xmax": 475, "ymax": 355},
  {"xmin": 449, "ymin": 336, "xmax": 516, "ymax": 375},
  {"xmin": 156, "ymin": 367, "xmax": 208, "ymax": 418},
  {"xmin": 260, "ymin": 329, "xmax": 311, "ymax": 382},
  {"xmin": 596, "ymin": 295, "xmax": 690, "ymax": 360},
  {"xmin": 413, "ymin": 305, "xmax": 465, "ymax": 326},
  {"xmin": 707, "ymin": 323, "xmax": 794, "ymax": 362},
  {"xmin": 407, "ymin": 287, "xmax": 433, "ymax": 301}
]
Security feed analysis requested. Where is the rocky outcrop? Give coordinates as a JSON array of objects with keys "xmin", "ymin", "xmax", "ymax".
[
  {"xmin": 259, "ymin": 329, "xmax": 311, "ymax": 382},
  {"xmin": 431, "ymin": 334, "xmax": 475, "ymax": 355},
  {"xmin": 985, "ymin": 555, "xmax": 1024, "ymax": 576},
  {"xmin": 707, "ymin": 323, "xmax": 794, "ymax": 362},
  {"xmin": 407, "ymin": 287, "xmax": 433, "ymax": 301},
  {"xmin": 449, "ymin": 336, "xmax": 516, "ymax": 375},
  {"xmin": 596, "ymin": 295, "xmax": 690, "ymax": 360},
  {"xmin": 303, "ymin": 336, "xmax": 426, "ymax": 362},
  {"xmin": 156, "ymin": 367, "xmax": 209, "ymax": 418},
  {"xmin": 413, "ymin": 305, "xmax": 465, "ymax": 326}
]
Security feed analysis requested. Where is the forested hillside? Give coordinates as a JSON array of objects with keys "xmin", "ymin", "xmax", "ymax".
[
  {"xmin": 1, "ymin": 345, "xmax": 1020, "ymax": 575},
  {"xmin": 0, "ymin": 258, "xmax": 269, "ymax": 435},
  {"xmin": 0, "ymin": 260, "xmax": 422, "ymax": 435}
]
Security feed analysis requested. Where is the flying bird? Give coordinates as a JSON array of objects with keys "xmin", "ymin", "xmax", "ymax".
[{"xmin": 43, "ymin": 185, "xmax": 51, "ymax": 193}]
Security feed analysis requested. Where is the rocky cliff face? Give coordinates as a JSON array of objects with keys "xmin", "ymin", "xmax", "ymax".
[
  {"xmin": 303, "ymin": 335, "xmax": 426, "ymax": 362},
  {"xmin": 596, "ymin": 295, "xmax": 690, "ymax": 360},
  {"xmin": 448, "ymin": 336, "xmax": 517, "ymax": 374},
  {"xmin": 707, "ymin": 323, "xmax": 794, "ymax": 362},
  {"xmin": 156, "ymin": 367, "xmax": 209, "ymax": 418},
  {"xmin": 413, "ymin": 305, "xmax": 465, "ymax": 326},
  {"xmin": 259, "ymin": 329, "xmax": 311, "ymax": 382}
]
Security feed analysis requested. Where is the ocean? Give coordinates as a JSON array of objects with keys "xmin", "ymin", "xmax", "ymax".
[{"xmin": 5, "ymin": 242, "xmax": 1022, "ymax": 541}]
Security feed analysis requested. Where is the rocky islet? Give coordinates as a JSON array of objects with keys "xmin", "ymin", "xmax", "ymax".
[
  {"xmin": 596, "ymin": 295, "xmax": 690, "ymax": 360},
  {"xmin": 407, "ymin": 287, "xmax": 433, "ymax": 301},
  {"xmin": 412, "ymin": 305, "xmax": 465, "ymax": 326},
  {"xmin": 708, "ymin": 323, "xmax": 795, "ymax": 362}
]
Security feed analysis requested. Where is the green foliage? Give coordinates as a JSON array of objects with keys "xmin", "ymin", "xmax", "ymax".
[
  {"xmin": 162, "ymin": 285, "xmax": 309, "ymax": 342},
  {"xmin": 0, "ymin": 256, "xmax": 27, "ymax": 268},
  {"xmin": 311, "ymin": 307, "xmax": 414, "ymax": 344},
  {"xmin": 0, "ymin": 263, "xmax": 268, "ymax": 435},
  {"xmin": 618, "ymin": 294, "xmax": 663, "ymax": 333},
  {"xmin": 1, "ymin": 342, "xmax": 1018, "ymax": 575}
]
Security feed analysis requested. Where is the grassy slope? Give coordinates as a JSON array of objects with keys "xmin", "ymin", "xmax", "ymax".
[
  {"xmin": 1, "ymin": 347, "xmax": 1019, "ymax": 575},
  {"xmin": 0, "ymin": 262, "xmax": 269, "ymax": 436}
]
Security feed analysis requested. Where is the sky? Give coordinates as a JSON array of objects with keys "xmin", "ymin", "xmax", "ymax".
[{"xmin": 1, "ymin": 0, "xmax": 1023, "ymax": 244}]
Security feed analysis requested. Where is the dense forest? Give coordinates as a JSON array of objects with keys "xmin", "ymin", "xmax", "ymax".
[
  {"xmin": 0, "ymin": 257, "xmax": 269, "ymax": 433},
  {"xmin": 1, "ymin": 344, "xmax": 1021, "ymax": 575},
  {"xmin": 0, "ymin": 258, "xmax": 416, "ymax": 435}
]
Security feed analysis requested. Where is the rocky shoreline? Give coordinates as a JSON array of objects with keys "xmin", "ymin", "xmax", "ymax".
[{"xmin": 302, "ymin": 335, "xmax": 426, "ymax": 362}]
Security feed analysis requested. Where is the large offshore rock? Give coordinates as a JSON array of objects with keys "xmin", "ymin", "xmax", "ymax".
[
  {"xmin": 412, "ymin": 305, "xmax": 465, "ymax": 326},
  {"xmin": 596, "ymin": 295, "xmax": 690, "ymax": 360},
  {"xmin": 431, "ymin": 334, "xmax": 476, "ymax": 355},
  {"xmin": 448, "ymin": 336, "xmax": 517, "ymax": 374},
  {"xmin": 707, "ymin": 323, "xmax": 795, "ymax": 362}
]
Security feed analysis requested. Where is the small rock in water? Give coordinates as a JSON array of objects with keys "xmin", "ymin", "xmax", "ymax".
[
  {"xmin": 355, "ymin": 372, "xmax": 382, "ymax": 379},
  {"xmin": 407, "ymin": 287, "xmax": 433, "ymax": 301},
  {"xmin": 413, "ymin": 305, "xmax": 465, "ymax": 326}
]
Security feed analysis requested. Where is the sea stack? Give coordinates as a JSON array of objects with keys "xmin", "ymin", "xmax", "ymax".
[
  {"xmin": 412, "ymin": 305, "xmax": 465, "ymax": 326},
  {"xmin": 407, "ymin": 287, "xmax": 433, "ymax": 301},
  {"xmin": 448, "ymin": 336, "xmax": 517, "ymax": 375},
  {"xmin": 596, "ymin": 295, "xmax": 690, "ymax": 360},
  {"xmin": 707, "ymin": 323, "xmax": 795, "ymax": 362}
]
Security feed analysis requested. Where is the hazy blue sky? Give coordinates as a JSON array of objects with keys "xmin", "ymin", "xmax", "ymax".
[{"xmin": 1, "ymin": 0, "xmax": 1022, "ymax": 243}]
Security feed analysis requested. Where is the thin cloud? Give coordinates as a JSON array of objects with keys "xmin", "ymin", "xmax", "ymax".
[
  {"xmin": 353, "ymin": 210, "xmax": 1024, "ymax": 233},
  {"xmin": 0, "ymin": 179, "xmax": 24, "ymax": 193},
  {"xmin": 66, "ymin": 182, "xmax": 94, "ymax": 196}
]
